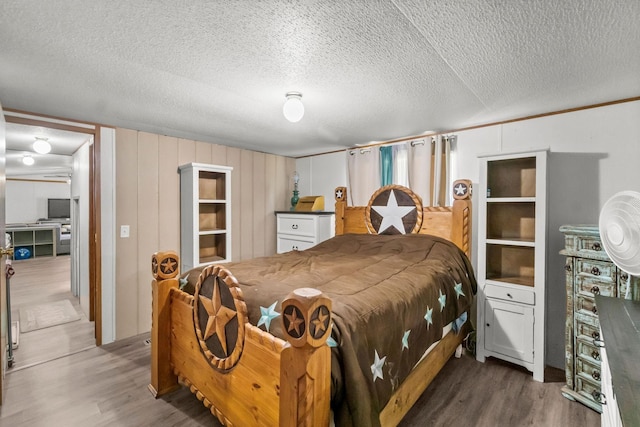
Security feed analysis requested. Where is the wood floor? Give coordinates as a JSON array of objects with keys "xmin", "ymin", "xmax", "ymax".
[
  {"xmin": 7, "ymin": 255, "xmax": 95, "ymax": 370},
  {"xmin": 0, "ymin": 332, "xmax": 600, "ymax": 426},
  {"xmin": 1, "ymin": 256, "xmax": 600, "ymax": 426}
]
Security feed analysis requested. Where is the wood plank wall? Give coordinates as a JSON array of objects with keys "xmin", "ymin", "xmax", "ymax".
[{"xmin": 115, "ymin": 129, "xmax": 294, "ymax": 339}]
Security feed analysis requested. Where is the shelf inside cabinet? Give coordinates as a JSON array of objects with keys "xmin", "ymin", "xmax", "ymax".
[
  {"xmin": 198, "ymin": 171, "xmax": 226, "ymax": 200},
  {"xmin": 199, "ymin": 203, "xmax": 226, "ymax": 232},
  {"xmin": 486, "ymin": 244, "xmax": 535, "ymax": 287},
  {"xmin": 487, "ymin": 202, "xmax": 536, "ymax": 242},
  {"xmin": 199, "ymin": 234, "xmax": 226, "ymax": 265},
  {"xmin": 487, "ymin": 157, "xmax": 536, "ymax": 198}
]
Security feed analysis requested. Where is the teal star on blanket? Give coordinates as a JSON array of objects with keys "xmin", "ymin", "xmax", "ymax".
[
  {"xmin": 424, "ymin": 306, "xmax": 433, "ymax": 329},
  {"xmin": 371, "ymin": 350, "xmax": 387, "ymax": 382},
  {"xmin": 327, "ymin": 336, "xmax": 338, "ymax": 348},
  {"xmin": 438, "ymin": 289, "xmax": 446, "ymax": 312},
  {"xmin": 454, "ymin": 282, "xmax": 465, "ymax": 298},
  {"xmin": 257, "ymin": 301, "xmax": 280, "ymax": 332},
  {"xmin": 178, "ymin": 277, "xmax": 188, "ymax": 290},
  {"xmin": 402, "ymin": 330, "xmax": 411, "ymax": 350}
]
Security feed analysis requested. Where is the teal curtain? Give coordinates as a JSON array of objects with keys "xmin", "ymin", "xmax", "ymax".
[{"xmin": 380, "ymin": 146, "xmax": 393, "ymax": 186}]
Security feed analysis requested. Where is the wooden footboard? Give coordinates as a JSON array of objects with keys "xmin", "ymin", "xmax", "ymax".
[{"xmin": 149, "ymin": 251, "xmax": 332, "ymax": 427}]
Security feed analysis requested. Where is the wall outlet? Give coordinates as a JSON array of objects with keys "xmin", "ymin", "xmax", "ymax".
[{"xmin": 120, "ymin": 225, "xmax": 130, "ymax": 238}]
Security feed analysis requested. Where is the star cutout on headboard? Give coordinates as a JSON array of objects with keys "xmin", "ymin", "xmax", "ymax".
[
  {"xmin": 454, "ymin": 182, "xmax": 468, "ymax": 197},
  {"xmin": 198, "ymin": 283, "xmax": 237, "ymax": 356},
  {"xmin": 372, "ymin": 190, "xmax": 416, "ymax": 234}
]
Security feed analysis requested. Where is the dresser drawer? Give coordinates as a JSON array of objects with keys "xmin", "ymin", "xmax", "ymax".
[
  {"xmin": 575, "ymin": 275, "xmax": 616, "ymax": 298},
  {"xmin": 575, "ymin": 376, "xmax": 601, "ymax": 406},
  {"xmin": 577, "ymin": 356, "xmax": 602, "ymax": 383},
  {"xmin": 277, "ymin": 236, "xmax": 315, "ymax": 253},
  {"xmin": 277, "ymin": 215, "xmax": 317, "ymax": 237},
  {"xmin": 576, "ymin": 259, "xmax": 615, "ymax": 281},
  {"xmin": 575, "ymin": 316, "xmax": 601, "ymax": 342},
  {"xmin": 577, "ymin": 337, "xmax": 602, "ymax": 364},
  {"xmin": 576, "ymin": 294, "xmax": 599, "ymax": 317},
  {"xmin": 574, "ymin": 235, "xmax": 605, "ymax": 257},
  {"xmin": 485, "ymin": 283, "xmax": 535, "ymax": 305}
]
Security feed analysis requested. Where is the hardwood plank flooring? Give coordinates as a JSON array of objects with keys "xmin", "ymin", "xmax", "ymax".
[
  {"xmin": 7, "ymin": 255, "xmax": 95, "ymax": 370},
  {"xmin": 0, "ymin": 331, "xmax": 600, "ymax": 426}
]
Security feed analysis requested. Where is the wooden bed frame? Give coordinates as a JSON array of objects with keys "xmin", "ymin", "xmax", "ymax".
[{"xmin": 149, "ymin": 180, "xmax": 472, "ymax": 427}]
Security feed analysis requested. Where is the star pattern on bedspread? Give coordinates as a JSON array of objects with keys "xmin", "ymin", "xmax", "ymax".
[
  {"xmin": 327, "ymin": 335, "xmax": 338, "ymax": 348},
  {"xmin": 454, "ymin": 282, "xmax": 465, "ymax": 298},
  {"xmin": 371, "ymin": 190, "xmax": 416, "ymax": 234},
  {"xmin": 424, "ymin": 306, "xmax": 433, "ymax": 329},
  {"xmin": 371, "ymin": 350, "xmax": 386, "ymax": 382},
  {"xmin": 438, "ymin": 289, "xmax": 446, "ymax": 312},
  {"xmin": 258, "ymin": 301, "xmax": 280, "ymax": 332},
  {"xmin": 402, "ymin": 330, "xmax": 411, "ymax": 350},
  {"xmin": 198, "ymin": 282, "xmax": 237, "ymax": 356}
]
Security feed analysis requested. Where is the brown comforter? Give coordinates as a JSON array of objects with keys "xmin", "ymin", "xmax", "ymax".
[{"xmin": 182, "ymin": 233, "xmax": 477, "ymax": 427}]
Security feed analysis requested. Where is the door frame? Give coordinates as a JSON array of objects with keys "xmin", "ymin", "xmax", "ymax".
[{"xmin": 4, "ymin": 109, "xmax": 103, "ymax": 345}]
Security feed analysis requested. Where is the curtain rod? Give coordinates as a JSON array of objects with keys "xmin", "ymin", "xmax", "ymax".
[{"xmin": 295, "ymin": 95, "xmax": 640, "ymax": 159}]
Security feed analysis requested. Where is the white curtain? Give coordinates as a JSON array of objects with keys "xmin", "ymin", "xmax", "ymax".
[
  {"xmin": 347, "ymin": 148, "xmax": 381, "ymax": 206},
  {"xmin": 392, "ymin": 144, "xmax": 409, "ymax": 187},
  {"xmin": 408, "ymin": 138, "xmax": 432, "ymax": 205},
  {"xmin": 348, "ymin": 134, "xmax": 455, "ymax": 207}
]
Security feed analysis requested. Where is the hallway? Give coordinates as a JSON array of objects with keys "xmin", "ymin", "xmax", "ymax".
[{"xmin": 7, "ymin": 255, "xmax": 95, "ymax": 370}]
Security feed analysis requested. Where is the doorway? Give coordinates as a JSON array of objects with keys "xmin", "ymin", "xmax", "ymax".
[{"xmin": 3, "ymin": 110, "xmax": 103, "ymax": 370}]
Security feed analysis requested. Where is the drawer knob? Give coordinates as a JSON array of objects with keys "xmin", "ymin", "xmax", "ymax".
[
  {"xmin": 292, "ymin": 224, "xmax": 299, "ymax": 230},
  {"xmin": 592, "ymin": 286, "xmax": 600, "ymax": 295},
  {"xmin": 591, "ymin": 350, "xmax": 600, "ymax": 361},
  {"xmin": 592, "ymin": 306, "xmax": 598, "ymax": 314},
  {"xmin": 621, "ymin": 273, "xmax": 629, "ymax": 282},
  {"xmin": 592, "ymin": 242, "xmax": 602, "ymax": 251},
  {"xmin": 592, "ymin": 391, "xmax": 606, "ymax": 405},
  {"xmin": 591, "ymin": 331, "xmax": 600, "ymax": 340},
  {"xmin": 292, "ymin": 245, "xmax": 298, "ymax": 251},
  {"xmin": 506, "ymin": 293, "xmax": 513, "ymax": 299},
  {"xmin": 592, "ymin": 370, "xmax": 601, "ymax": 381},
  {"xmin": 590, "ymin": 266, "xmax": 601, "ymax": 276},
  {"xmin": 564, "ymin": 264, "xmax": 572, "ymax": 272}
]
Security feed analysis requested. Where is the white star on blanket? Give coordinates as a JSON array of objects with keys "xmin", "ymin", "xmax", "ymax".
[
  {"xmin": 372, "ymin": 190, "xmax": 416, "ymax": 234},
  {"xmin": 371, "ymin": 350, "xmax": 387, "ymax": 382}
]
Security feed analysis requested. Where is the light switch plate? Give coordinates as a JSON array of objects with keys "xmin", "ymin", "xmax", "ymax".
[{"xmin": 120, "ymin": 225, "xmax": 130, "ymax": 238}]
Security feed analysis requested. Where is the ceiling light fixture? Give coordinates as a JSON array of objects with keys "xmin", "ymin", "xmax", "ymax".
[
  {"xmin": 22, "ymin": 154, "xmax": 35, "ymax": 166},
  {"xmin": 33, "ymin": 137, "xmax": 51, "ymax": 154},
  {"xmin": 283, "ymin": 92, "xmax": 304, "ymax": 123}
]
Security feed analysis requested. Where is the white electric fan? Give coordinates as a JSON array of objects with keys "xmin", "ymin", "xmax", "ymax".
[{"xmin": 599, "ymin": 191, "xmax": 640, "ymax": 298}]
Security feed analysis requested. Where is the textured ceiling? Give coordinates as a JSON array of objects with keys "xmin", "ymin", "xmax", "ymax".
[{"xmin": 1, "ymin": 1, "xmax": 639, "ymax": 157}]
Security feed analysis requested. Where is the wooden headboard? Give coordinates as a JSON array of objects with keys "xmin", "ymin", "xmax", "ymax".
[{"xmin": 333, "ymin": 180, "xmax": 473, "ymax": 258}]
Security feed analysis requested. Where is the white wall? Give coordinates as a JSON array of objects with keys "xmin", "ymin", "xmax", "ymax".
[
  {"xmin": 298, "ymin": 99, "xmax": 640, "ymax": 369},
  {"xmin": 6, "ymin": 180, "xmax": 71, "ymax": 223},
  {"xmin": 100, "ymin": 127, "xmax": 116, "ymax": 344},
  {"xmin": 295, "ymin": 151, "xmax": 348, "ymax": 209},
  {"xmin": 72, "ymin": 142, "xmax": 90, "ymax": 318}
]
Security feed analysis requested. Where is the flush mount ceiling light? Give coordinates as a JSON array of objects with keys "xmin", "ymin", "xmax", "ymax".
[
  {"xmin": 22, "ymin": 154, "xmax": 35, "ymax": 166},
  {"xmin": 283, "ymin": 92, "xmax": 304, "ymax": 123},
  {"xmin": 33, "ymin": 137, "xmax": 51, "ymax": 154}
]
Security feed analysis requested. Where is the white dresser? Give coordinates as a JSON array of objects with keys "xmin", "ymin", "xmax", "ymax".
[{"xmin": 275, "ymin": 212, "xmax": 335, "ymax": 254}]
